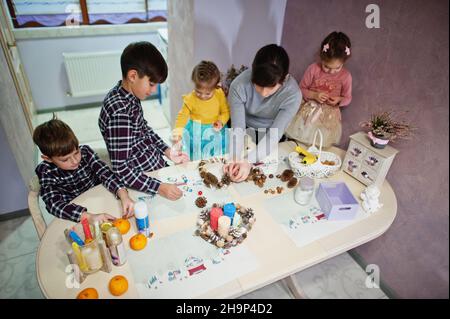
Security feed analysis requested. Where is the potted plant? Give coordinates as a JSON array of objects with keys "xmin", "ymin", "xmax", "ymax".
[
  {"xmin": 221, "ymin": 64, "xmax": 248, "ymax": 96},
  {"xmin": 360, "ymin": 110, "xmax": 415, "ymax": 149}
]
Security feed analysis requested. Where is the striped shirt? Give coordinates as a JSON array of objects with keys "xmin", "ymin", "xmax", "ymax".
[
  {"xmin": 36, "ymin": 145, "xmax": 124, "ymax": 222},
  {"xmin": 99, "ymin": 81, "xmax": 169, "ymax": 195}
]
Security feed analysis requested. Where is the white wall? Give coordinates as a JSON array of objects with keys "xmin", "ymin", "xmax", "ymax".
[
  {"xmin": 16, "ymin": 32, "xmax": 160, "ymax": 111},
  {"xmin": 194, "ymin": 0, "xmax": 287, "ymax": 71},
  {"xmin": 168, "ymin": 0, "xmax": 287, "ymax": 127},
  {"xmin": 0, "ymin": 125, "xmax": 28, "ymax": 215}
]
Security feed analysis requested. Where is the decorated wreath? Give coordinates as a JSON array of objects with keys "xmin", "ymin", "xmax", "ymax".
[
  {"xmin": 194, "ymin": 203, "xmax": 256, "ymax": 248},
  {"xmin": 198, "ymin": 157, "xmax": 231, "ymax": 189}
]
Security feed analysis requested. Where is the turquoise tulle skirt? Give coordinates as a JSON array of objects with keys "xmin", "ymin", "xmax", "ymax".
[{"xmin": 182, "ymin": 120, "xmax": 228, "ymax": 161}]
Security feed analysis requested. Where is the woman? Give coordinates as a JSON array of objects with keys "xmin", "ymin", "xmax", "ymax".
[{"xmin": 224, "ymin": 44, "xmax": 302, "ymax": 182}]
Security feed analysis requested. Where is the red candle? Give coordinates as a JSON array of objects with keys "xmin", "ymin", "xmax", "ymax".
[
  {"xmin": 210, "ymin": 207, "xmax": 224, "ymax": 231},
  {"xmin": 81, "ymin": 217, "xmax": 93, "ymax": 242}
]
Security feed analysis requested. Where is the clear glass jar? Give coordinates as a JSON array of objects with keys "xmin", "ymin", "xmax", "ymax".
[
  {"xmin": 80, "ymin": 240, "xmax": 103, "ymax": 274},
  {"xmin": 294, "ymin": 176, "xmax": 315, "ymax": 205}
]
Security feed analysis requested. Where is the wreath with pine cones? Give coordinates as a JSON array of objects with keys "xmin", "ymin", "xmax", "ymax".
[{"xmin": 194, "ymin": 203, "xmax": 256, "ymax": 248}]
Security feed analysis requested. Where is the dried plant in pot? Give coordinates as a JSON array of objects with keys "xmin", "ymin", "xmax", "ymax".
[
  {"xmin": 360, "ymin": 110, "xmax": 415, "ymax": 149},
  {"xmin": 220, "ymin": 64, "xmax": 248, "ymax": 96}
]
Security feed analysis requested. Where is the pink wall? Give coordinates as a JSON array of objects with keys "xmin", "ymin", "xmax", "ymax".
[{"xmin": 282, "ymin": 0, "xmax": 448, "ymax": 298}]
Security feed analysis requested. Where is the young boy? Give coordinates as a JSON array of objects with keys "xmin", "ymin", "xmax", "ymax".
[
  {"xmin": 33, "ymin": 116, "xmax": 134, "ymax": 223},
  {"xmin": 99, "ymin": 41, "xmax": 188, "ymax": 200}
]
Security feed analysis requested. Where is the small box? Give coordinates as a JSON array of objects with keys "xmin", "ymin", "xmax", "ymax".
[
  {"xmin": 342, "ymin": 132, "xmax": 399, "ymax": 187},
  {"xmin": 315, "ymin": 182, "xmax": 360, "ymax": 221}
]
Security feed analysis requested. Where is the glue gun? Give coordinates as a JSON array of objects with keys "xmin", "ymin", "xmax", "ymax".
[{"xmin": 294, "ymin": 146, "xmax": 317, "ymax": 165}]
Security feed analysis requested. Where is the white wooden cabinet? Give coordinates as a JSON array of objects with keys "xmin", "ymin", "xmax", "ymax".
[{"xmin": 342, "ymin": 132, "xmax": 398, "ymax": 187}]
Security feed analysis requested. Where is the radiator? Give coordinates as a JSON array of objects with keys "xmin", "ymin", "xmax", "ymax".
[{"xmin": 63, "ymin": 51, "xmax": 122, "ymax": 98}]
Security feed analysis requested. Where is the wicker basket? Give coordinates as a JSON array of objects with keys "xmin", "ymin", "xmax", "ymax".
[{"xmin": 288, "ymin": 129, "xmax": 341, "ymax": 179}]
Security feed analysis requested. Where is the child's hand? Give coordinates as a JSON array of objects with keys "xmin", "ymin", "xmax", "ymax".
[
  {"xmin": 117, "ymin": 188, "xmax": 134, "ymax": 219},
  {"xmin": 213, "ymin": 120, "xmax": 223, "ymax": 131},
  {"xmin": 314, "ymin": 92, "xmax": 329, "ymax": 103},
  {"xmin": 158, "ymin": 183, "xmax": 182, "ymax": 200},
  {"xmin": 83, "ymin": 212, "xmax": 116, "ymax": 224},
  {"xmin": 165, "ymin": 147, "xmax": 189, "ymax": 164},
  {"xmin": 327, "ymin": 96, "xmax": 343, "ymax": 106},
  {"xmin": 171, "ymin": 134, "xmax": 182, "ymax": 144}
]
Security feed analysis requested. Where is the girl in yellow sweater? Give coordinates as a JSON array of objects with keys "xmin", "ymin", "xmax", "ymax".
[{"xmin": 173, "ymin": 61, "xmax": 230, "ymax": 160}]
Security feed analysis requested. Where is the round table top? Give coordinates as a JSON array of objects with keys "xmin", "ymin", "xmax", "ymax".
[{"xmin": 36, "ymin": 142, "xmax": 397, "ymax": 299}]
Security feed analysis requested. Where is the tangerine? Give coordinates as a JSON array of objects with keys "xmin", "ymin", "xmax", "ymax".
[
  {"xmin": 109, "ymin": 275, "xmax": 128, "ymax": 296},
  {"xmin": 76, "ymin": 287, "xmax": 99, "ymax": 299},
  {"xmin": 129, "ymin": 233, "xmax": 147, "ymax": 251},
  {"xmin": 113, "ymin": 218, "xmax": 131, "ymax": 235}
]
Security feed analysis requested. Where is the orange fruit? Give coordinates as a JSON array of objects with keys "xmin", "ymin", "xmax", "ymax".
[
  {"xmin": 76, "ymin": 287, "xmax": 99, "ymax": 299},
  {"xmin": 109, "ymin": 275, "xmax": 128, "ymax": 296},
  {"xmin": 129, "ymin": 233, "xmax": 147, "ymax": 251},
  {"xmin": 113, "ymin": 218, "xmax": 131, "ymax": 235}
]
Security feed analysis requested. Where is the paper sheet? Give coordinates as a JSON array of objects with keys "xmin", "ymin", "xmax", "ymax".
[
  {"xmin": 264, "ymin": 190, "xmax": 370, "ymax": 248},
  {"xmin": 141, "ymin": 170, "xmax": 234, "ymax": 220},
  {"xmin": 232, "ymin": 156, "xmax": 292, "ymax": 197},
  {"xmin": 127, "ymin": 227, "xmax": 259, "ymax": 298}
]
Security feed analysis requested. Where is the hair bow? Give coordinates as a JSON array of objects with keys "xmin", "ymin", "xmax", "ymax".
[
  {"xmin": 345, "ymin": 46, "xmax": 351, "ymax": 56},
  {"xmin": 322, "ymin": 43, "xmax": 329, "ymax": 52}
]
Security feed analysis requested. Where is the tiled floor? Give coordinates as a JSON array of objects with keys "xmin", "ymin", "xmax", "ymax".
[{"xmin": 0, "ymin": 101, "xmax": 389, "ymax": 299}]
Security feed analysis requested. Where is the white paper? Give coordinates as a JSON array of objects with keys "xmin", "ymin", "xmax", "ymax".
[
  {"xmin": 127, "ymin": 227, "xmax": 259, "ymax": 298},
  {"xmin": 264, "ymin": 191, "xmax": 370, "ymax": 248}
]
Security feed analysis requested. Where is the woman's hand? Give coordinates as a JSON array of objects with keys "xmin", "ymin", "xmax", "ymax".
[{"xmin": 224, "ymin": 161, "xmax": 251, "ymax": 182}]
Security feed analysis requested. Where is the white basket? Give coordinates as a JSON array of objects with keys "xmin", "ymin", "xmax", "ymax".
[{"xmin": 288, "ymin": 129, "xmax": 342, "ymax": 179}]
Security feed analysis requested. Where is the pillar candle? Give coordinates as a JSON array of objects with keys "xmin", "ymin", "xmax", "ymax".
[
  {"xmin": 210, "ymin": 207, "xmax": 224, "ymax": 231},
  {"xmin": 231, "ymin": 213, "xmax": 241, "ymax": 227},
  {"xmin": 81, "ymin": 217, "xmax": 93, "ymax": 242},
  {"xmin": 223, "ymin": 203, "xmax": 236, "ymax": 224},
  {"xmin": 218, "ymin": 216, "xmax": 231, "ymax": 238},
  {"xmin": 81, "ymin": 244, "xmax": 103, "ymax": 271}
]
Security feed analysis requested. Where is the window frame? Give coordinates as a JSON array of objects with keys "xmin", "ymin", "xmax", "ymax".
[{"xmin": 6, "ymin": 0, "xmax": 166, "ymax": 29}]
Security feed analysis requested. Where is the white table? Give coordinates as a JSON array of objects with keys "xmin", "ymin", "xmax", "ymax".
[{"xmin": 36, "ymin": 142, "xmax": 397, "ymax": 298}]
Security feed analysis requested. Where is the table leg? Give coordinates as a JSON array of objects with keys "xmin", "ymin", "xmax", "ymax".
[{"xmin": 283, "ymin": 275, "xmax": 308, "ymax": 299}]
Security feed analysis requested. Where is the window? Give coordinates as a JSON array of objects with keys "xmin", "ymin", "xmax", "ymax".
[{"xmin": 6, "ymin": 0, "xmax": 167, "ymax": 28}]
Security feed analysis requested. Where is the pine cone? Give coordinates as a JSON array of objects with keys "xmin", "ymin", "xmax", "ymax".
[
  {"xmin": 195, "ymin": 196, "xmax": 208, "ymax": 208},
  {"xmin": 280, "ymin": 169, "xmax": 294, "ymax": 182},
  {"xmin": 287, "ymin": 177, "xmax": 298, "ymax": 188}
]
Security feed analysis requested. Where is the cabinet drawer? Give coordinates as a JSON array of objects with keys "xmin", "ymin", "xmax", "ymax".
[
  {"xmin": 343, "ymin": 154, "xmax": 362, "ymax": 177},
  {"xmin": 358, "ymin": 166, "xmax": 378, "ymax": 185},
  {"xmin": 348, "ymin": 140, "xmax": 367, "ymax": 160},
  {"xmin": 363, "ymin": 150, "xmax": 384, "ymax": 171}
]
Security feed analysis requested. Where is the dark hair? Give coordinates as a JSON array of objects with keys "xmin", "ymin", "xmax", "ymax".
[
  {"xmin": 33, "ymin": 114, "xmax": 79, "ymax": 157},
  {"xmin": 191, "ymin": 61, "xmax": 221, "ymax": 88},
  {"xmin": 121, "ymin": 41, "xmax": 168, "ymax": 83},
  {"xmin": 319, "ymin": 31, "xmax": 352, "ymax": 62},
  {"xmin": 251, "ymin": 44, "xmax": 289, "ymax": 87}
]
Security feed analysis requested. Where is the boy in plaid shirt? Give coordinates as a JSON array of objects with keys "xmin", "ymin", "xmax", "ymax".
[
  {"xmin": 34, "ymin": 116, "xmax": 134, "ymax": 223},
  {"xmin": 99, "ymin": 42, "xmax": 188, "ymax": 200}
]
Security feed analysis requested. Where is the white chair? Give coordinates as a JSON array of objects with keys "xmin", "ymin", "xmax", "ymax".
[
  {"xmin": 28, "ymin": 175, "xmax": 46, "ymax": 240},
  {"xmin": 27, "ymin": 147, "xmax": 111, "ymax": 240}
]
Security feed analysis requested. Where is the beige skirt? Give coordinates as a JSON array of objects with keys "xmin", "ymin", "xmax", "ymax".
[{"xmin": 285, "ymin": 100, "xmax": 342, "ymax": 148}]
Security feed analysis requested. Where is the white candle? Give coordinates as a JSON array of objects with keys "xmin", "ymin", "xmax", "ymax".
[
  {"xmin": 81, "ymin": 244, "xmax": 103, "ymax": 271},
  {"xmin": 232, "ymin": 213, "xmax": 241, "ymax": 227},
  {"xmin": 217, "ymin": 216, "xmax": 231, "ymax": 238}
]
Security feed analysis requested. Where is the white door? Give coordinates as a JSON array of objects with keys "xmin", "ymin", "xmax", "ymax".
[{"xmin": 0, "ymin": 0, "xmax": 35, "ymax": 134}]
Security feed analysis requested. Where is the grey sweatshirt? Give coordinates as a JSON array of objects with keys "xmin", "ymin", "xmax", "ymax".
[{"xmin": 228, "ymin": 69, "xmax": 302, "ymax": 162}]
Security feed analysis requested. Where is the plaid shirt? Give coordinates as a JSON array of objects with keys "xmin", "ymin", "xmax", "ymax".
[
  {"xmin": 99, "ymin": 81, "xmax": 169, "ymax": 195},
  {"xmin": 36, "ymin": 145, "xmax": 125, "ymax": 222}
]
